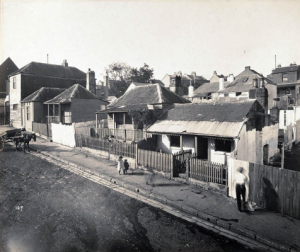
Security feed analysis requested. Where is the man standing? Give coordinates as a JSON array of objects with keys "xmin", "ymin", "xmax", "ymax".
[{"xmin": 235, "ymin": 167, "xmax": 248, "ymax": 212}]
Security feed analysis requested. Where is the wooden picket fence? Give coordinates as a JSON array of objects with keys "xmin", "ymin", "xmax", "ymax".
[
  {"xmin": 248, "ymin": 163, "xmax": 300, "ymax": 219},
  {"xmin": 189, "ymin": 158, "xmax": 227, "ymax": 185},
  {"xmin": 75, "ymin": 134, "xmax": 136, "ymax": 159},
  {"xmin": 138, "ymin": 149, "xmax": 173, "ymax": 173},
  {"xmin": 32, "ymin": 122, "xmax": 52, "ymax": 138}
]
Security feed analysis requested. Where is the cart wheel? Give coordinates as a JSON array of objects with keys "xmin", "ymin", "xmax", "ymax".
[{"xmin": 0, "ymin": 137, "xmax": 4, "ymax": 152}]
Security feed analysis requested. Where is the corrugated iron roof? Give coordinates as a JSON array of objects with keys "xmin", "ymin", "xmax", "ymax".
[
  {"xmin": 147, "ymin": 120, "xmax": 244, "ymax": 138},
  {"xmin": 146, "ymin": 101, "xmax": 259, "ymax": 138}
]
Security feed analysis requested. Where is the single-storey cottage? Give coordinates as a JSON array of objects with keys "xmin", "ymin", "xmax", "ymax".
[{"xmin": 147, "ymin": 101, "xmax": 279, "ymax": 165}]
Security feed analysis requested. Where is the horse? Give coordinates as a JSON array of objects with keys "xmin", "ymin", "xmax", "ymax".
[{"xmin": 13, "ymin": 132, "xmax": 36, "ymax": 153}]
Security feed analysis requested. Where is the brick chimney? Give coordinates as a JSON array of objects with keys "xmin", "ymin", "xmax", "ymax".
[
  {"xmin": 62, "ymin": 59, "xmax": 68, "ymax": 67},
  {"xmin": 270, "ymin": 98, "xmax": 279, "ymax": 124},
  {"xmin": 103, "ymin": 75, "xmax": 109, "ymax": 101},
  {"xmin": 86, "ymin": 68, "xmax": 96, "ymax": 95},
  {"xmin": 191, "ymin": 72, "xmax": 196, "ymax": 84}
]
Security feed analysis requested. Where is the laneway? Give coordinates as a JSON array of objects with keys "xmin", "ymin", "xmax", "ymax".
[{"xmin": 0, "ymin": 145, "xmax": 252, "ymax": 252}]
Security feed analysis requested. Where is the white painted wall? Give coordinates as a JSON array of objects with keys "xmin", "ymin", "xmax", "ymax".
[
  {"xmin": 262, "ymin": 123, "xmax": 279, "ymax": 158},
  {"xmin": 208, "ymin": 138, "xmax": 233, "ymax": 165},
  {"xmin": 52, "ymin": 123, "xmax": 76, "ymax": 148}
]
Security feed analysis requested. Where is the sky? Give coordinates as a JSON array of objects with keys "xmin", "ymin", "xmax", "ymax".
[{"xmin": 1, "ymin": 0, "xmax": 300, "ymax": 82}]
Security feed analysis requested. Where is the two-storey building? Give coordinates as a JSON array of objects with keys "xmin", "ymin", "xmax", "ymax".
[{"xmin": 8, "ymin": 60, "xmax": 87, "ymax": 127}]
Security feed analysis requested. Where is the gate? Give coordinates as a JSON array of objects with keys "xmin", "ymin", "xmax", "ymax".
[{"xmin": 173, "ymin": 149, "xmax": 192, "ymax": 177}]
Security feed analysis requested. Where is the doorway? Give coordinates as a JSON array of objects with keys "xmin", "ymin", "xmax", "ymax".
[{"xmin": 197, "ymin": 136, "xmax": 208, "ymax": 159}]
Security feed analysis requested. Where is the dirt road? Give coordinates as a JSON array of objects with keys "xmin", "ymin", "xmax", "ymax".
[{"xmin": 0, "ymin": 144, "xmax": 252, "ymax": 252}]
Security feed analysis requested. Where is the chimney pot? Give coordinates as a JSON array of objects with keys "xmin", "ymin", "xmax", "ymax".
[{"xmin": 245, "ymin": 66, "xmax": 251, "ymax": 70}]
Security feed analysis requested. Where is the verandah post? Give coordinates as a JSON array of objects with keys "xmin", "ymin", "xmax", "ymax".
[{"xmin": 135, "ymin": 143, "xmax": 138, "ymax": 168}]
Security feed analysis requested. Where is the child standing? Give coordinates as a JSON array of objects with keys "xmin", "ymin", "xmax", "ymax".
[
  {"xmin": 124, "ymin": 159, "xmax": 129, "ymax": 174},
  {"xmin": 117, "ymin": 156, "xmax": 124, "ymax": 175}
]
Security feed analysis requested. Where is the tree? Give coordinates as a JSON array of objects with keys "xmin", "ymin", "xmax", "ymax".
[
  {"xmin": 128, "ymin": 108, "xmax": 154, "ymax": 129},
  {"xmin": 130, "ymin": 63, "xmax": 154, "ymax": 83},
  {"xmin": 105, "ymin": 62, "xmax": 132, "ymax": 82}
]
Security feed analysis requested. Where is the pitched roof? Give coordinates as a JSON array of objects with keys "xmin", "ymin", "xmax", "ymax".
[
  {"xmin": 0, "ymin": 57, "xmax": 18, "ymax": 93},
  {"xmin": 193, "ymin": 81, "xmax": 230, "ymax": 97},
  {"xmin": 156, "ymin": 101, "xmax": 255, "ymax": 122},
  {"xmin": 109, "ymin": 83, "xmax": 190, "ymax": 108},
  {"xmin": 21, "ymin": 87, "xmax": 66, "ymax": 103},
  {"xmin": 194, "ymin": 67, "xmax": 274, "ymax": 96},
  {"xmin": 218, "ymin": 68, "xmax": 274, "ymax": 93},
  {"xmin": 9, "ymin": 61, "xmax": 86, "ymax": 79},
  {"xmin": 44, "ymin": 84, "xmax": 105, "ymax": 104},
  {"xmin": 147, "ymin": 101, "xmax": 258, "ymax": 138},
  {"xmin": 272, "ymin": 65, "xmax": 300, "ymax": 74}
]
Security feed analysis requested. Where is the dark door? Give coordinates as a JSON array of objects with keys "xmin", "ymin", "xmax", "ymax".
[
  {"xmin": 197, "ymin": 136, "xmax": 208, "ymax": 159},
  {"xmin": 263, "ymin": 144, "xmax": 269, "ymax": 164}
]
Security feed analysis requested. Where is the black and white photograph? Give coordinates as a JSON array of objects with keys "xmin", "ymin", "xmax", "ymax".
[{"xmin": 0, "ymin": 0, "xmax": 300, "ymax": 251}]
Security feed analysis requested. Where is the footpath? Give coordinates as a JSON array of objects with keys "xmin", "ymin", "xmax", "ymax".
[{"xmin": 29, "ymin": 137, "xmax": 300, "ymax": 252}]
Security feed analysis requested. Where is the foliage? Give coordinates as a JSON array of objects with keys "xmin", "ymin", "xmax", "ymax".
[
  {"xmin": 105, "ymin": 62, "xmax": 132, "ymax": 82},
  {"xmin": 105, "ymin": 62, "xmax": 154, "ymax": 83},
  {"xmin": 128, "ymin": 108, "xmax": 154, "ymax": 129},
  {"xmin": 130, "ymin": 63, "xmax": 154, "ymax": 83}
]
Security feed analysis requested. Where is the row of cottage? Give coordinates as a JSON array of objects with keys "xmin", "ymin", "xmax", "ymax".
[{"xmin": 1, "ymin": 58, "xmax": 300, "ymax": 166}]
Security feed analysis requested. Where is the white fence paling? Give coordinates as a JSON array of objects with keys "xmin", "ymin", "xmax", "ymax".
[{"xmin": 189, "ymin": 158, "xmax": 227, "ymax": 185}]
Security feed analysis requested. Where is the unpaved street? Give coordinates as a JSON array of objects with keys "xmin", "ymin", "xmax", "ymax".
[{"xmin": 0, "ymin": 144, "xmax": 252, "ymax": 252}]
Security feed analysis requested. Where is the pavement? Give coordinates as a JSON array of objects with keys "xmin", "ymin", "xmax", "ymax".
[{"xmin": 24, "ymin": 137, "xmax": 300, "ymax": 252}]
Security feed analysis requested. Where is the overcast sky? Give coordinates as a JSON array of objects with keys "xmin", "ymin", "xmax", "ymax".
[{"xmin": 1, "ymin": 0, "xmax": 300, "ymax": 81}]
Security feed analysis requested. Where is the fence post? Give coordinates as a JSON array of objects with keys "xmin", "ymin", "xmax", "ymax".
[
  {"xmin": 186, "ymin": 156, "xmax": 190, "ymax": 184},
  {"xmin": 170, "ymin": 155, "xmax": 174, "ymax": 180}
]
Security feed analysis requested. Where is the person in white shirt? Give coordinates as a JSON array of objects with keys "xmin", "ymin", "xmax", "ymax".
[{"xmin": 235, "ymin": 167, "xmax": 248, "ymax": 212}]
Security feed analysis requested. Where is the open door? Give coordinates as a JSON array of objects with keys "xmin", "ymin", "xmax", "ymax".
[{"xmin": 197, "ymin": 136, "xmax": 208, "ymax": 159}]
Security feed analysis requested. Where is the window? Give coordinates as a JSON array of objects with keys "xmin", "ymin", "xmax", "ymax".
[
  {"xmin": 115, "ymin": 113, "xmax": 124, "ymax": 125},
  {"xmin": 125, "ymin": 114, "xmax": 132, "ymax": 124},
  {"xmin": 243, "ymin": 77, "xmax": 248, "ymax": 82},
  {"xmin": 170, "ymin": 135, "xmax": 180, "ymax": 147},
  {"xmin": 26, "ymin": 106, "xmax": 30, "ymax": 120},
  {"xmin": 13, "ymin": 104, "xmax": 18, "ymax": 110},
  {"xmin": 13, "ymin": 77, "xmax": 16, "ymax": 89},
  {"xmin": 215, "ymin": 139, "xmax": 231, "ymax": 152},
  {"xmin": 282, "ymin": 73, "xmax": 288, "ymax": 82}
]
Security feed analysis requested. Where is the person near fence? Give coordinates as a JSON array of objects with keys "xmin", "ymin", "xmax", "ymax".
[
  {"xmin": 117, "ymin": 156, "xmax": 124, "ymax": 175},
  {"xmin": 235, "ymin": 166, "xmax": 248, "ymax": 212},
  {"xmin": 124, "ymin": 159, "xmax": 129, "ymax": 174}
]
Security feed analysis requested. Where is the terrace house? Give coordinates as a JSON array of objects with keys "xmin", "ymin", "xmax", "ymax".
[{"xmin": 268, "ymin": 63, "xmax": 300, "ymax": 147}]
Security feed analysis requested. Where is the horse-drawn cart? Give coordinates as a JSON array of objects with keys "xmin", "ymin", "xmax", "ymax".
[
  {"xmin": 0, "ymin": 126, "xmax": 36, "ymax": 152},
  {"xmin": 0, "ymin": 126, "xmax": 22, "ymax": 151}
]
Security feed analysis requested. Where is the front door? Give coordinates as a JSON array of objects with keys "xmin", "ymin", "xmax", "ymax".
[{"xmin": 197, "ymin": 136, "xmax": 208, "ymax": 159}]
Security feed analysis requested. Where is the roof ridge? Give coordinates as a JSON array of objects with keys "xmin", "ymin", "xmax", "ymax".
[{"xmin": 157, "ymin": 83, "xmax": 163, "ymax": 103}]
